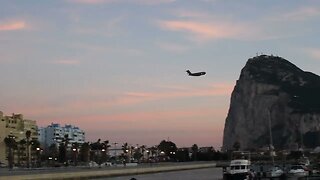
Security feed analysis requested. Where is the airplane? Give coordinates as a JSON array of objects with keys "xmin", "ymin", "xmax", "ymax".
[{"xmin": 186, "ymin": 70, "xmax": 206, "ymax": 76}]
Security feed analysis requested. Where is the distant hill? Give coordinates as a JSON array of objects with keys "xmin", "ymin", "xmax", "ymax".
[{"xmin": 222, "ymin": 55, "xmax": 320, "ymax": 150}]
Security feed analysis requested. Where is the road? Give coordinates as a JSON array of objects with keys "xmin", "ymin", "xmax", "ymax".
[
  {"xmin": 0, "ymin": 162, "xmax": 218, "ymax": 180},
  {"xmin": 95, "ymin": 167, "xmax": 222, "ymax": 180}
]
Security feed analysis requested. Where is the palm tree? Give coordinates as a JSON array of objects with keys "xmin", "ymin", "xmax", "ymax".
[
  {"xmin": 4, "ymin": 135, "xmax": 17, "ymax": 169},
  {"xmin": 101, "ymin": 140, "xmax": 110, "ymax": 162},
  {"xmin": 61, "ymin": 134, "xmax": 69, "ymax": 165},
  {"xmin": 121, "ymin": 142, "xmax": 129, "ymax": 162},
  {"xmin": 79, "ymin": 142, "xmax": 90, "ymax": 163},
  {"xmin": 48, "ymin": 143, "xmax": 58, "ymax": 166},
  {"xmin": 90, "ymin": 139, "xmax": 102, "ymax": 165},
  {"xmin": 17, "ymin": 139, "xmax": 26, "ymax": 166},
  {"xmin": 25, "ymin": 130, "xmax": 31, "ymax": 168},
  {"xmin": 48, "ymin": 143, "xmax": 58, "ymax": 157},
  {"xmin": 59, "ymin": 142, "xmax": 66, "ymax": 164}
]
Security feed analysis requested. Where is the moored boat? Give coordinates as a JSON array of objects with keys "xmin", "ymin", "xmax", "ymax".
[{"xmin": 223, "ymin": 159, "xmax": 254, "ymax": 180}]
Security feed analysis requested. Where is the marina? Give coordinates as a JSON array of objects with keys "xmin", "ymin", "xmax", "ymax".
[{"xmin": 221, "ymin": 151, "xmax": 320, "ymax": 179}]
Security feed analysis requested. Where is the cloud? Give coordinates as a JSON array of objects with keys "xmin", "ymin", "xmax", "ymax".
[
  {"xmin": 281, "ymin": 7, "xmax": 320, "ymax": 21},
  {"xmin": 133, "ymin": 0, "xmax": 175, "ymax": 5},
  {"xmin": 158, "ymin": 20, "xmax": 250, "ymax": 42},
  {"xmin": 67, "ymin": 0, "xmax": 115, "ymax": 4},
  {"xmin": 0, "ymin": 21, "xmax": 26, "ymax": 31},
  {"xmin": 305, "ymin": 48, "xmax": 320, "ymax": 59},
  {"xmin": 52, "ymin": 59, "xmax": 80, "ymax": 65},
  {"xmin": 121, "ymin": 82, "xmax": 234, "ymax": 104},
  {"xmin": 157, "ymin": 42, "xmax": 190, "ymax": 53},
  {"xmin": 172, "ymin": 9, "xmax": 212, "ymax": 19},
  {"xmin": 12, "ymin": 82, "xmax": 234, "ymax": 119},
  {"xmin": 67, "ymin": 0, "xmax": 175, "ymax": 5}
]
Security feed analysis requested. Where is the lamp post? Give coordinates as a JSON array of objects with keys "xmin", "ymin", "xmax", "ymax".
[
  {"xmin": 102, "ymin": 148, "xmax": 106, "ymax": 164},
  {"xmin": 72, "ymin": 148, "xmax": 78, "ymax": 166},
  {"xmin": 36, "ymin": 147, "xmax": 41, "ymax": 167}
]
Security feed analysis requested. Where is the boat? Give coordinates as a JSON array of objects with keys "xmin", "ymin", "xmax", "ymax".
[{"xmin": 223, "ymin": 151, "xmax": 254, "ymax": 180}]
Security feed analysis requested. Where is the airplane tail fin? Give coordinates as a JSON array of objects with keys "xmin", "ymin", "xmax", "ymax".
[{"xmin": 186, "ymin": 70, "xmax": 191, "ymax": 75}]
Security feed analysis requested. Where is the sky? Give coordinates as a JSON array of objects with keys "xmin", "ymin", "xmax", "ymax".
[{"xmin": 1, "ymin": 0, "xmax": 320, "ymax": 149}]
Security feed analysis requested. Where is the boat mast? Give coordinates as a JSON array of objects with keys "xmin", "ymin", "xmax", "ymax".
[{"xmin": 268, "ymin": 108, "xmax": 275, "ymax": 165}]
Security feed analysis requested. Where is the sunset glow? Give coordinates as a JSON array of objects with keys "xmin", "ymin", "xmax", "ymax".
[{"xmin": 1, "ymin": 0, "xmax": 319, "ymax": 149}]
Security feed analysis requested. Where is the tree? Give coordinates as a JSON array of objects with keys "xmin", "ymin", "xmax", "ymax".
[
  {"xmin": 17, "ymin": 139, "xmax": 26, "ymax": 166},
  {"xmin": 4, "ymin": 135, "xmax": 17, "ymax": 169},
  {"xmin": 25, "ymin": 130, "xmax": 31, "ymax": 168},
  {"xmin": 191, "ymin": 144, "xmax": 199, "ymax": 161},
  {"xmin": 90, "ymin": 139, "xmax": 109, "ymax": 165},
  {"xmin": 60, "ymin": 134, "xmax": 70, "ymax": 165},
  {"xmin": 158, "ymin": 140, "xmax": 177, "ymax": 161},
  {"xmin": 101, "ymin": 140, "xmax": 111, "ymax": 162},
  {"xmin": 79, "ymin": 142, "xmax": 90, "ymax": 163},
  {"xmin": 121, "ymin": 142, "xmax": 129, "ymax": 162},
  {"xmin": 58, "ymin": 142, "xmax": 67, "ymax": 164},
  {"xmin": 48, "ymin": 143, "xmax": 58, "ymax": 158},
  {"xmin": 132, "ymin": 145, "xmax": 145, "ymax": 163},
  {"xmin": 48, "ymin": 143, "xmax": 58, "ymax": 166}
]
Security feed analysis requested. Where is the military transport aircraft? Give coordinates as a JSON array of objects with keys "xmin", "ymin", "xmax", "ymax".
[{"xmin": 186, "ymin": 70, "xmax": 206, "ymax": 76}]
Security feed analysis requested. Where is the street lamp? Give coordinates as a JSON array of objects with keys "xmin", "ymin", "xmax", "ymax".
[
  {"xmin": 72, "ymin": 148, "xmax": 78, "ymax": 166},
  {"xmin": 36, "ymin": 147, "xmax": 41, "ymax": 167}
]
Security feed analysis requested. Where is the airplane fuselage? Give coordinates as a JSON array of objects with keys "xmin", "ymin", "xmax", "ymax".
[{"xmin": 186, "ymin": 70, "xmax": 206, "ymax": 76}]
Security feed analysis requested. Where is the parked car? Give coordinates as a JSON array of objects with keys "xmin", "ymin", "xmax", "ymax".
[
  {"xmin": 288, "ymin": 165, "xmax": 309, "ymax": 177},
  {"xmin": 266, "ymin": 166, "xmax": 284, "ymax": 178}
]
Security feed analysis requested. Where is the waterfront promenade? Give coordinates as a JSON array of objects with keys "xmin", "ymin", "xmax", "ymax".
[{"xmin": 0, "ymin": 162, "xmax": 217, "ymax": 180}]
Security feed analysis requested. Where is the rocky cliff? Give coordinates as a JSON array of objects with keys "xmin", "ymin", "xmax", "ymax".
[{"xmin": 223, "ymin": 55, "xmax": 320, "ymax": 150}]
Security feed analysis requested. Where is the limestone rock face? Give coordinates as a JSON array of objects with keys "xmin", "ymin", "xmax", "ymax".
[{"xmin": 223, "ymin": 55, "xmax": 320, "ymax": 150}]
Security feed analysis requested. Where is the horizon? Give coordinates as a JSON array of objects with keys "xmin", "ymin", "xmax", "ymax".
[{"xmin": 1, "ymin": 0, "xmax": 320, "ymax": 149}]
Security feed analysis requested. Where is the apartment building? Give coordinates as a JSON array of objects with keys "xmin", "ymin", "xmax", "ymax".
[
  {"xmin": 38, "ymin": 123, "xmax": 85, "ymax": 149},
  {"xmin": 0, "ymin": 111, "xmax": 38, "ymax": 165}
]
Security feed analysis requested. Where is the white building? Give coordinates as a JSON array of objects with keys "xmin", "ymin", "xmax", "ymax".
[{"xmin": 38, "ymin": 123, "xmax": 85, "ymax": 148}]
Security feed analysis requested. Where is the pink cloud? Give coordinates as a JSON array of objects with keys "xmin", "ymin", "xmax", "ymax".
[
  {"xmin": 133, "ymin": 0, "xmax": 175, "ymax": 5},
  {"xmin": 52, "ymin": 59, "xmax": 80, "ymax": 65},
  {"xmin": 305, "ymin": 48, "xmax": 320, "ymax": 59},
  {"xmin": 67, "ymin": 0, "xmax": 116, "ymax": 4},
  {"xmin": 0, "ymin": 21, "xmax": 26, "ymax": 31},
  {"xmin": 10, "ymin": 82, "xmax": 234, "ymax": 120},
  {"xmin": 67, "ymin": 0, "xmax": 175, "ymax": 5},
  {"xmin": 157, "ymin": 42, "xmax": 190, "ymax": 53},
  {"xmin": 158, "ymin": 20, "xmax": 246, "ymax": 41},
  {"xmin": 120, "ymin": 83, "xmax": 234, "ymax": 104},
  {"xmin": 173, "ymin": 9, "xmax": 211, "ymax": 19},
  {"xmin": 282, "ymin": 7, "xmax": 320, "ymax": 21}
]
